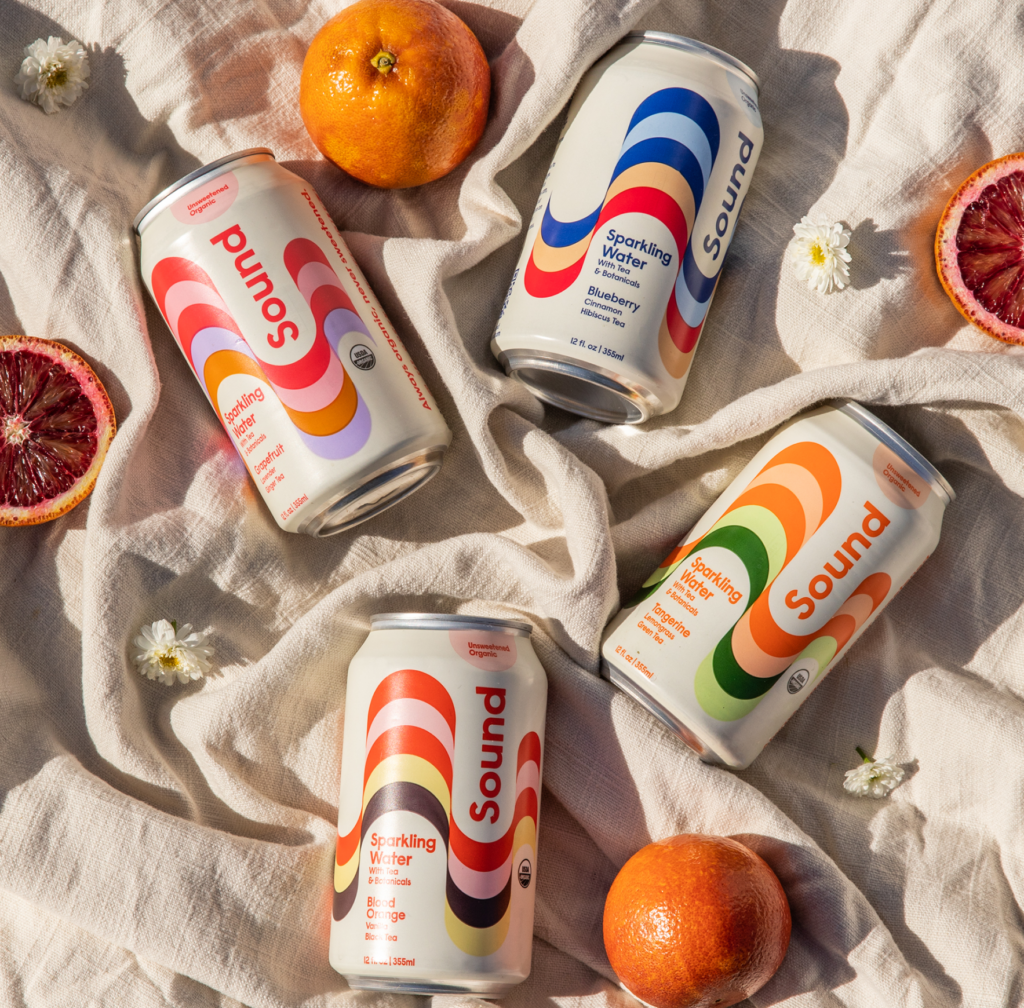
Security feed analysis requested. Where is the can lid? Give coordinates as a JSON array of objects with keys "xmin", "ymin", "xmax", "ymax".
[
  {"xmin": 132, "ymin": 148, "xmax": 275, "ymax": 235},
  {"xmin": 837, "ymin": 400, "xmax": 956, "ymax": 505},
  {"xmin": 370, "ymin": 612, "xmax": 534, "ymax": 635},
  {"xmin": 624, "ymin": 31, "xmax": 761, "ymax": 92}
]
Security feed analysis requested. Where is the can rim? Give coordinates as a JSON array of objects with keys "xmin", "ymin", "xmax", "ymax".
[
  {"xmin": 132, "ymin": 148, "xmax": 275, "ymax": 235},
  {"xmin": 624, "ymin": 30, "xmax": 761, "ymax": 93},
  {"xmin": 837, "ymin": 400, "xmax": 956, "ymax": 504},
  {"xmin": 370, "ymin": 612, "xmax": 534, "ymax": 635}
]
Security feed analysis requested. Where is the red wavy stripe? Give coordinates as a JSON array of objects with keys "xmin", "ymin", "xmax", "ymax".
[
  {"xmin": 175, "ymin": 303, "xmax": 244, "ymax": 364},
  {"xmin": 337, "ymin": 819, "xmax": 360, "ymax": 865},
  {"xmin": 150, "ymin": 257, "xmax": 217, "ymax": 316},
  {"xmin": 523, "ymin": 246, "xmax": 588, "ymax": 297},
  {"xmin": 366, "ymin": 670, "xmax": 457, "ymax": 738},
  {"xmin": 523, "ymin": 186, "xmax": 690, "ymax": 299},
  {"xmin": 254, "ymin": 331, "xmax": 331, "ymax": 390},
  {"xmin": 596, "ymin": 187, "xmax": 688, "ymax": 265},
  {"xmin": 449, "ymin": 786, "xmax": 538, "ymax": 872},
  {"xmin": 310, "ymin": 283, "xmax": 357, "ymax": 322},
  {"xmin": 517, "ymin": 732, "xmax": 541, "ymax": 772},
  {"xmin": 665, "ymin": 291, "xmax": 704, "ymax": 355},
  {"xmin": 364, "ymin": 725, "xmax": 453, "ymax": 791},
  {"xmin": 283, "ymin": 236, "xmax": 329, "ymax": 281}
]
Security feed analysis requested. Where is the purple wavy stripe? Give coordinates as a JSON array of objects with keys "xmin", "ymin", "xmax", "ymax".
[
  {"xmin": 324, "ymin": 308, "xmax": 373, "ymax": 352},
  {"xmin": 296, "ymin": 389, "xmax": 372, "ymax": 459},
  {"xmin": 190, "ymin": 326, "xmax": 259, "ymax": 383}
]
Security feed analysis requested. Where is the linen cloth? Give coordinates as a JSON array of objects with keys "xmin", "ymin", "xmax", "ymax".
[{"xmin": 1, "ymin": 0, "xmax": 1023, "ymax": 1004}]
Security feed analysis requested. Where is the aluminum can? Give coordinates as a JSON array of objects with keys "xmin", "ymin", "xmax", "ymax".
[
  {"xmin": 491, "ymin": 31, "xmax": 763, "ymax": 423},
  {"xmin": 330, "ymin": 613, "xmax": 547, "ymax": 996},
  {"xmin": 601, "ymin": 402, "xmax": 954, "ymax": 768},
  {"xmin": 133, "ymin": 149, "xmax": 451, "ymax": 536}
]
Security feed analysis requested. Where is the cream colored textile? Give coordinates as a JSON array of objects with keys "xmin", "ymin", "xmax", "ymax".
[{"xmin": 1, "ymin": 0, "xmax": 1022, "ymax": 1005}]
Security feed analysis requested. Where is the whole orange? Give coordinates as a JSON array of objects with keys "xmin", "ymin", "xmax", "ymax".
[
  {"xmin": 602, "ymin": 834, "xmax": 791, "ymax": 1008},
  {"xmin": 299, "ymin": 0, "xmax": 491, "ymax": 189}
]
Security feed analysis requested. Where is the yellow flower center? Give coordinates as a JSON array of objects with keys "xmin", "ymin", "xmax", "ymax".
[
  {"xmin": 42, "ymin": 63, "xmax": 69, "ymax": 89},
  {"xmin": 809, "ymin": 241, "xmax": 827, "ymax": 266},
  {"xmin": 157, "ymin": 647, "xmax": 183, "ymax": 671}
]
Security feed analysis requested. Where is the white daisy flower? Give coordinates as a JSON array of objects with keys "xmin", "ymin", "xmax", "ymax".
[
  {"xmin": 788, "ymin": 217, "xmax": 852, "ymax": 293},
  {"xmin": 14, "ymin": 36, "xmax": 90, "ymax": 114},
  {"xmin": 132, "ymin": 619, "xmax": 214, "ymax": 686},
  {"xmin": 843, "ymin": 747, "xmax": 905, "ymax": 798}
]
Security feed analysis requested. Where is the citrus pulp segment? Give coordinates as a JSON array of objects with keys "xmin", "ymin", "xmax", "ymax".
[
  {"xmin": 936, "ymin": 152, "xmax": 1024, "ymax": 344},
  {"xmin": 0, "ymin": 335, "xmax": 115, "ymax": 525}
]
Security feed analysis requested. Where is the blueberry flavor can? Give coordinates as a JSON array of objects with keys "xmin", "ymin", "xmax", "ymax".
[
  {"xmin": 491, "ymin": 31, "xmax": 763, "ymax": 423},
  {"xmin": 600, "ymin": 402, "xmax": 954, "ymax": 768},
  {"xmin": 134, "ymin": 150, "xmax": 451, "ymax": 536},
  {"xmin": 329, "ymin": 613, "xmax": 547, "ymax": 996}
]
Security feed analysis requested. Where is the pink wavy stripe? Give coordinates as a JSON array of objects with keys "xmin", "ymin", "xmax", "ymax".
[
  {"xmin": 163, "ymin": 281, "xmax": 229, "ymax": 337},
  {"xmin": 448, "ymin": 847, "xmax": 514, "ymax": 899},
  {"xmin": 296, "ymin": 261, "xmax": 345, "ymax": 301},
  {"xmin": 446, "ymin": 759, "xmax": 540, "ymax": 898},
  {"xmin": 834, "ymin": 589, "xmax": 876, "ymax": 626},
  {"xmin": 515, "ymin": 760, "xmax": 540, "ymax": 798},
  {"xmin": 746, "ymin": 463, "xmax": 825, "ymax": 548},
  {"xmin": 365, "ymin": 698, "xmax": 455, "ymax": 760},
  {"xmin": 270, "ymin": 348, "xmax": 345, "ymax": 413}
]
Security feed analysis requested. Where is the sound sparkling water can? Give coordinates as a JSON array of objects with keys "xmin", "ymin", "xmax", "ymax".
[
  {"xmin": 601, "ymin": 402, "xmax": 954, "ymax": 768},
  {"xmin": 330, "ymin": 613, "xmax": 547, "ymax": 996},
  {"xmin": 492, "ymin": 31, "xmax": 763, "ymax": 423},
  {"xmin": 134, "ymin": 149, "xmax": 451, "ymax": 536}
]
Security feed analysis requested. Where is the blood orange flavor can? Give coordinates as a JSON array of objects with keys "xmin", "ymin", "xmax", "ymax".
[
  {"xmin": 134, "ymin": 149, "xmax": 451, "ymax": 536},
  {"xmin": 492, "ymin": 31, "xmax": 763, "ymax": 423},
  {"xmin": 330, "ymin": 613, "xmax": 546, "ymax": 996},
  {"xmin": 601, "ymin": 402, "xmax": 954, "ymax": 768}
]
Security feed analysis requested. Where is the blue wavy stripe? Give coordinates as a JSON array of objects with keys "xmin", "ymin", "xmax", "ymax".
[
  {"xmin": 627, "ymin": 88, "xmax": 720, "ymax": 161},
  {"xmin": 610, "ymin": 137, "xmax": 705, "ymax": 209},
  {"xmin": 682, "ymin": 242, "xmax": 721, "ymax": 304},
  {"xmin": 539, "ymin": 202, "xmax": 601, "ymax": 248},
  {"xmin": 621, "ymin": 112, "xmax": 713, "ymax": 189}
]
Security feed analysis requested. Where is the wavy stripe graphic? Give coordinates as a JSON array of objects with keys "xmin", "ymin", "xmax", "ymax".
[
  {"xmin": 150, "ymin": 250, "xmax": 371, "ymax": 461},
  {"xmin": 334, "ymin": 670, "xmax": 541, "ymax": 958},
  {"xmin": 524, "ymin": 87, "xmax": 723, "ymax": 379},
  {"xmin": 629, "ymin": 442, "xmax": 894, "ymax": 720}
]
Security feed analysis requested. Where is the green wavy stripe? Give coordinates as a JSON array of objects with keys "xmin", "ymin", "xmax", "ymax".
[
  {"xmin": 801, "ymin": 635, "xmax": 838, "ymax": 680},
  {"xmin": 694, "ymin": 648, "xmax": 764, "ymax": 721},
  {"xmin": 711, "ymin": 505, "xmax": 788, "ymax": 585},
  {"xmin": 713, "ymin": 628, "xmax": 783, "ymax": 700}
]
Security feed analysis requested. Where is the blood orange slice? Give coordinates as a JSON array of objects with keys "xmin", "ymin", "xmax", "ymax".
[
  {"xmin": 0, "ymin": 335, "xmax": 115, "ymax": 526},
  {"xmin": 936, "ymin": 153, "xmax": 1024, "ymax": 344}
]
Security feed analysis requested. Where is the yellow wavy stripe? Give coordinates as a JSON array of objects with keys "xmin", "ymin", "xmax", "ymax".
[
  {"xmin": 530, "ymin": 228, "xmax": 595, "ymax": 273},
  {"xmin": 658, "ymin": 314, "xmax": 697, "ymax": 379},
  {"xmin": 334, "ymin": 846, "xmax": 360, "ymax": 894},
  {"xmin": 362, "ymin": 753, "xmax": 451, "ymax": 817},
  {"xmin": 604, "ymin": 161, "xmax": 696, "ymax": 234},
  {"xmin": 512, "ymin": 815, "xmax": 537, "ymax": 858},
  {"xmin": 445, "ymin": 900, "xmax": 511, "ymax": 957}
]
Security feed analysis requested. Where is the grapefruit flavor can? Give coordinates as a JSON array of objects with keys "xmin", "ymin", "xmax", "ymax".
[
  {"xmin": 492, "ymin": 31, "xmax": 763, "ymax": 423},
  {"xmin": 134, "ymin": 149, "xmax": 451, "ymax": 536},
  {"xmin": 330, "ymin": 613, "xmax": 547, "ymax": 996},
  {"xmin": 601, "ymin": 402, "xmax": 954, "ymax": 768}
]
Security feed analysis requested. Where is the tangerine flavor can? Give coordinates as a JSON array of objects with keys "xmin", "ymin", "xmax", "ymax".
[
  {"xmin": 134, "ymin": 150, "xmax": 451, "ymax": 536},
  {"xmin": 601, "ymin": 402, "xmax": 954, "ymax": 768},
  {"xmin": 330, "ymin": 613, "xmax": 547, "ymax": 996},
  {"xmin": 492, "ymin": 31, "xmax": 763, "ymax": 423}
]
